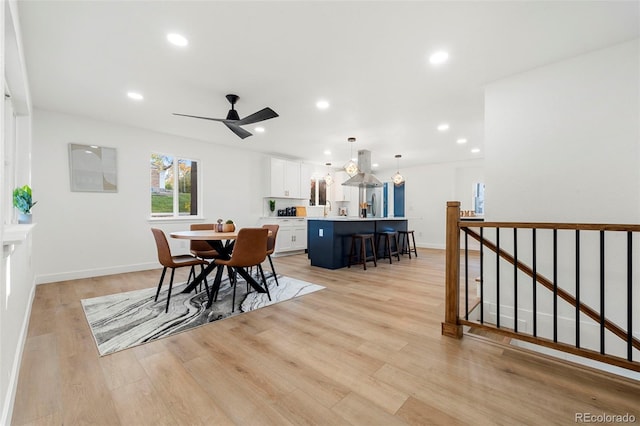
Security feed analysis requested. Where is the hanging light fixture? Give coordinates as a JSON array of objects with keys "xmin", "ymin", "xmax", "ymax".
[
  {"xmin": 324, "ymin": 162, "xmax": 333, "ymax": 186},
  {"xmin": 344, "ymin": 137, "xmax": 359, "ymax": 176},
  {"xmin": 391, "ymin": 154, "xmax": 404, "ymax": 185}
]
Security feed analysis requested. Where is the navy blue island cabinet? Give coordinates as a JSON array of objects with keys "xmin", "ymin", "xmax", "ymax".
[{"xmin": 307, "ymin": 218, "xmax": 408, "ymax": 269}]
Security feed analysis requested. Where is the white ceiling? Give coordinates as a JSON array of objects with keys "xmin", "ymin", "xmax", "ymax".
[{"xmin": 16, "ymin": 1, "xmax": 639, "ymax": 170}]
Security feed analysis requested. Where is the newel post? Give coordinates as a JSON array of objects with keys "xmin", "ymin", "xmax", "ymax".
[{"xmin": 442, "ymin": 201, "xmax": 463, "ymax": 338}]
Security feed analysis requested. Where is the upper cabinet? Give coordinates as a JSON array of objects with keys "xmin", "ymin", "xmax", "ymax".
[{"xmin": 266, "ymin": 157, "xmax": 303, "ymax": 198}]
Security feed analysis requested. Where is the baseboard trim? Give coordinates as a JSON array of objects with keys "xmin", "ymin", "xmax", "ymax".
[
  {"xmin": 416, "ymin": 242, "xmax": 445, "ymax": 250},
  {"xmin": 36, "ymin": 262, "xmax": 158, "ymax": 284}
]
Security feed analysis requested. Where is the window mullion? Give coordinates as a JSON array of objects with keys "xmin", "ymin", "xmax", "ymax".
[{"xmin": 173, "ymin": 161, "xmax": 180, "ymax": 217}]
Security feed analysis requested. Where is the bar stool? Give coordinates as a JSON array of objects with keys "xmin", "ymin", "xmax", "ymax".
[
  {"xmin": 398, "ymin": 230, "xmax": 418, "ymax": 259},
  {"xmin": 376, "ymin": 231, "xmax": 400, "ymax": 264},
  {"xmin": 348, "ymin": 234, "xmax": 377, "ymax": 270}
]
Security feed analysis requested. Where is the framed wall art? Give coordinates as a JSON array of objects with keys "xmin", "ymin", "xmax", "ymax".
[{"xmin": 68, "ymin": 143, "xmax": 118, "ymax": 192}]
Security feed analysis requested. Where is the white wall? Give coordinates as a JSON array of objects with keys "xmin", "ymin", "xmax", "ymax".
[
  {"xmin": 485, "ymin": 39, "xmax": 640, "ymax": 223},
  {"xmin": 1, "ymin": 1, "xmax": 37, "ymax": 424},
  {"xmin": 380, "ymin": 159, "xmax": 483, "ymax": 249},
  {"xmin": 32, "ymin": 109, "xmax": 267, "ymax": 283},
  {"xmin": 483, "ymin": 39, "xmax": 640, "ymax": 359}
]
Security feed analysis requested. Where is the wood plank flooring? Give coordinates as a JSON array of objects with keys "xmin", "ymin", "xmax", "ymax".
[{"xmin": 12, "ymin": 249, "xmax": 640, "ymax": 425}]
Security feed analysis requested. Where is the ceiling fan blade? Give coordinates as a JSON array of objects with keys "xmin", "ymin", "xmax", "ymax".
[
  {"xmin": 225, "ymin": 122, "xmax": 252, "ymax": 139},
  {"xmin": 236, "ymin": 107, "xmax": 279, "ymax": 126},
  {"xmin": 173, "ymin": 113, "xmax": 226, "ymax": 122}
]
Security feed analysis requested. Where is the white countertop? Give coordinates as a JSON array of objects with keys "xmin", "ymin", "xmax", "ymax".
[{"xmin": 307, "ymin": 217, "xmax": 409, "ymax": 221}]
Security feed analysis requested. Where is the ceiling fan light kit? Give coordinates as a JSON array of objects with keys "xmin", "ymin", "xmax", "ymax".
[{"xmin": 173, "ymin": 94, "xmax": 278, "ymax": 139}]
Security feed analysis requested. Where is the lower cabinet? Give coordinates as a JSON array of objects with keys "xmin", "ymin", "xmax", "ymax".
[{"xmin": 258, "ymin": 218, "xmax": 307, "ymax": 255}]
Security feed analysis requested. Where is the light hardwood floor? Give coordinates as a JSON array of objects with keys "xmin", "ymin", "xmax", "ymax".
[{"xmin": 12, "ymin": 249, "xmax": 640, "ymax": 425}]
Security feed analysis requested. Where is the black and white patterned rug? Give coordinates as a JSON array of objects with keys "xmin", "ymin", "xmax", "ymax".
[{"xmin": 81, "ymin": 274, "xmax": 324, "ymax": 356}]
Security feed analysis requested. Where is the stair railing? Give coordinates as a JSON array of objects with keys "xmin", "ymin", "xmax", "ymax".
[{"xmin": 442, "ymin": 201, "xmax": 639, "ymax": 372}]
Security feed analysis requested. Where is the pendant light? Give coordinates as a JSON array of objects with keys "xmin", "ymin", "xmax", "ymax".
[
  {"xmin": 324, "ymin": 162, "xmax": 333, "ymax": 186},
  {"xmin": 344, "ymin": 137, "xmax": 358, "ymax": 176},
  {"xmin": 391, "ymin": 154, "xmax": 404, "ymax": 185}
]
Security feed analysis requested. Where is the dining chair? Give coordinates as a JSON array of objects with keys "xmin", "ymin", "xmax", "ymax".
[
  {"xmin": 189, "ymin": 223, "xmax": 220, "ymax": 259},
  {"xmin": 189, "ymin": 223, "xmax": 220, "ymax": 292},
  {"xmin": 214, "ymin": 228, "xmax": 271, "ymax": 312},
  {"xmin": 261, "ymin": 224, "xmax": 280, "ymax": 287},
  {"xmin": 151, "ymin": 228, "xmax": 209, "ymax": 313}
]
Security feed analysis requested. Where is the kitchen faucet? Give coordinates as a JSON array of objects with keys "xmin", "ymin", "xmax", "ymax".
[{"xmin": 324, "ymin": 200, "xmax": 332, "ymax": 217}]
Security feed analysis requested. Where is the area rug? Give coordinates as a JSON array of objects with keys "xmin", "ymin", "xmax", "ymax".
[{"xmin": 81, "ymin": 274, "xmax": 324, "ymax": 356}]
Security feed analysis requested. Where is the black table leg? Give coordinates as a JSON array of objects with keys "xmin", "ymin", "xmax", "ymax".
[
  {"xmin": 206, "ymin": 264, "xmax": 226, "ymax": 308},
  {"xmin": 182, "ymin": 261, "xmax": 217, "ymax": 294}
]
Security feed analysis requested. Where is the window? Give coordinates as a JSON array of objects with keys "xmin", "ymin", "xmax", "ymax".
[
  {"xmin": 473, "ymin": 182, "xmax": 485, "ymax": 215},
  {"xmin": 308, "ymin": 178, "xmax": 327, "ymax": 206},
  {"xmin": 150, "ymin": 153, "xmax": 199, "ymax": 218}
]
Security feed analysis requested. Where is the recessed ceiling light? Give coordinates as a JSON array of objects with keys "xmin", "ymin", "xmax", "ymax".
[
  {"xmin": 372, "ymin": 163, "xmax": 379, "ymax": 168},
  {"xmin": 167, "ymin": 33, "xmax": 188, "ymax": 47},
  {"xmin": 316, "ymin": 100, "xmax": 330, "ymax": 110},
  {"xmin": 324, "ymin": 150, "xmax": 331, "ymax": 155},
  {"xmin": 127, "ymin": 91, "xmax": 144, "ymax": 101},
  {"xmin": 471, "ymin": 148, "xmax": 481, "ymax": 153},
  {"xmin": 429, "ymin": 50, "xmax": 449, "ymax": 65},
  {"xmin": 254, "ymin": 126, "xmax": 265, "ymax": 133},
  {"xmin": 437, "ymin": 123, "xmax": 449, "ymax": 132},
  {"xmin": 457, "ymin": 138, "xmax": 468, "ymax": 144}
]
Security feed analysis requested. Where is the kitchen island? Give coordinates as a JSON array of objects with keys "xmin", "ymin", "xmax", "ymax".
[{"xmin": 307, "ymin": 217, "xmax": 408, "ymax": 269}]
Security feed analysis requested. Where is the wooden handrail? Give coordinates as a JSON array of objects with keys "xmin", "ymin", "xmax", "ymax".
[
  {"xmin": 462, "ymin": 227, "xmax": 640, "ymax": 351},
  {"xmin": 460, "ymin": 220, "xmax": 640, "ymax": 232}
]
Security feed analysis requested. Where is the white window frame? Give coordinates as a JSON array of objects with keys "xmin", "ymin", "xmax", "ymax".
[{"xmin": 149, "ymin": 152, "xmax": 202, "ymax": 221}]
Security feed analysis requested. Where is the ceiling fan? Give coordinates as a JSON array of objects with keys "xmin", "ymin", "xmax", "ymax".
[{"xmin": 173, "ymin": 94, "xmax": 279, "ymax": 139}]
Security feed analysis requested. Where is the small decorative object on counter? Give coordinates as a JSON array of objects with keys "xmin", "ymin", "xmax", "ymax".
[
  {"xmin": 13, "ymin": 184, "xmax": 37, "ymax": 224},
  {"xmin": 223, "ymin": 219, "xmax": 235, "ymax": 232},
  {"xmin": 360, "ymin": 202, "xmax": 367, "ymax": 218},
  {"xmin": 216, "ymin": 218, "xmax": 224, "ymax": 232},
  {"xmin": 269, "ymin": 199, "xmax": 276, "ymax": 214}
]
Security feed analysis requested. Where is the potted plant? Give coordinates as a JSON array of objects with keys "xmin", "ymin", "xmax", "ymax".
[
  {"xmin": 13, "ymin": 185, "xmax": 37, "ymax": 224},
  {"xmin": 223, "ymin": 219, "xmax": 235, "ymax": 232},
  {"xmin": 269, "ymin": 199, "xmax": 276, "ymax": 215}
]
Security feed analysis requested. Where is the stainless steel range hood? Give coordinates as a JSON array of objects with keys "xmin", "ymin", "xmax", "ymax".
[{"xmin": 341, "ymin": 149, "xmax": 382, "ymax": 188}]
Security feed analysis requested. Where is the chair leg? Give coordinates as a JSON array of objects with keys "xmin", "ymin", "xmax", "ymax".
[
  {"xmin": 155, "ymin": 267, "xmax": 167, "ymax": 302},
  {"xmin": 411, "ymin": 232, "xmax": 418, "ymax": 257},
  {"xmin": 348, "ymin": 236, "xmax": 357, "ymax": 268},
  {"xmin": 394, "ymin": 234, "xmax": 400, "ymax": 261},
  {"xmin": 268, "ymin": 255, "xmax": 279, "ymax": 286},
  {"xmin": 165, "ymin": 268, "xmax": 176, "ymax": 313},
  {"xmin": 257, "ymin": 264, "xmax": 272, "ymax": 302},
  {"xmin": 231, "ymin": 268, "xmax": 239, "ymax": 313},
  {"xmin": 187, "ymin": 265, "xmax": 197, "ymax": 291},
  {"xmin": 369, "ymin": 237, "xmax": 377, "ymax": 267}
]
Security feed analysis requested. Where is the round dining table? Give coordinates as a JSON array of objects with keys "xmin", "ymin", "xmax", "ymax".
[{"xmin": 170, "ymin": 229, "xmax": 269, "ymax": 308}]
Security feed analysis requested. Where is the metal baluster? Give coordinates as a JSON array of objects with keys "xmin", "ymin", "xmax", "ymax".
[
  {"xmin": 533, "ymin": 228, "xmax": 537, "ymax": 337},
  {"xmin": 553, "ymin": 229, "xmax": 558, "ymax": 343},
  {"xmin": 627, "ymin": 231, "xmax": 632, "ymax": 361},
  {"xmin": 480, "ymin": 227, "xmax": 484, "ymax": 324},
  {"xmin": 496, "ymin": 227, "xmax": 500, "ymax": 329},
  {"xmin": 514, "ymin": 228, "xmax": 518, "ymax": 333},
  {"xmin": 464, "ymin": 228, "xmax": 469, "ymax": 321},
  {"xmin": 575, "ymin": 230, "xmax": 580, "ymax": 349},
  {"xmin": 600, "ymin": 230, "xmax": 605, "ymax": 355}
]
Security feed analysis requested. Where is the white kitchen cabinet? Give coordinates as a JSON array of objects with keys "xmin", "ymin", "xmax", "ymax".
[
  {"xmin": 267, "ymin": 157, "xmax": 302, "ymax": 198},
  {"xmin": 262, "ymin": 218, "xmax": 307, "ymax": 254}
]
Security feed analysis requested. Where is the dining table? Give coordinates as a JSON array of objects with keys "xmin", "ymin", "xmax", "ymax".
[{"xmin": 169, "ymin": 229, "xmax": 269, "ymax": 308}]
